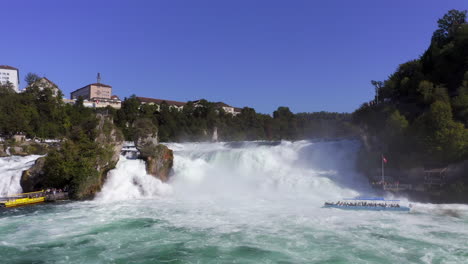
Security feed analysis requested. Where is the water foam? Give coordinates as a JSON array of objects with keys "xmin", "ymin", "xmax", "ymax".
[
  {"xmin": 1, "ymin": 141, "xmax": 468, "ymax": 263},
  {"xmin": 98, "ymin": 140, "xmax": 372, "ymax": 205},
  {"xmin": 96, "ymin": 156, "xmax": 172, "ymax": 202},
  {"xmin": 0, "ymin": 155, "xmax": 42, "ymax": 196},
  {"xmin": 168, "ymin": 140, "xmax": 370, "ymax": 203}
]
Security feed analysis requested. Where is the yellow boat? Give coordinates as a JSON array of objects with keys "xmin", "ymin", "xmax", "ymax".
[{"xmin": 0, "ymin": 191, "xmax": 46, "ymax": 208}]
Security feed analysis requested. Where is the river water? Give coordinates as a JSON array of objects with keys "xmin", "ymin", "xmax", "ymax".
[{"xmin": 1, "ymin": 140, "xmax": 467, "ymax": 263}]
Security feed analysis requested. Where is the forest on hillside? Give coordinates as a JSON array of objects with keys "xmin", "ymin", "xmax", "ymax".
[{"xmin": 353, "ymin": 9, "xmax": 468, "ymax": 168}]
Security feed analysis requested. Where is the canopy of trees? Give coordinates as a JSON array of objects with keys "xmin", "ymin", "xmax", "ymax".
[
  {"xmin": 353, "ymin": 9, "xmax": 468, "ymax": 167},
  {"xmin": 112, "ymin": 96, "xmax": 357, "ymax": 142},
  {"xmin": 0, "ymin": 79, "xmax": 94, "ymax": 139}
]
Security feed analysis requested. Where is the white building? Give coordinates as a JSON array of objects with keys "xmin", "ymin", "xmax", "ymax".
[
  {"xmin": 0, "ymin": 65, "xmax": 20, "ymax": 92},
  {"xmin": 137, "ymin": 96, "xmax": 186, "ymax": 111},
  {"xmin": 27, "ymin": 77, "xmax": 61, "ymax": 97},
  {"xmin": 69, "ymin": 83, "xmax": 121, "ymax": 109},
  {"xmin": 214, "ymin": 102, "xmax": 242, "ymax": 116}
]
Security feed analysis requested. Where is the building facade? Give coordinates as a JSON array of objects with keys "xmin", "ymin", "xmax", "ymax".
[
  {"xmin": 27, "ymin": 77, "xmax": 61, "ymax": 97},
  {"xmin": 137, "ymin": 96, "xmax": 186, "ymax": 111},
  {"xmin": 137, "ymin": 97, "xmax": 242, "ymax": 115},
  {"xmin": 0, "ymin": 65, "xmax": 20, "ymax": 92},
  {"xmin": 214, "ymin": 102, "xmax": 242, "ymax": 116},
  {"xmin": 70, "ymin": 83, "xmax": 121, "ymax": 109},
  {"xmin": 71, "ymin": 83, "xmax": 112, "ymax": 100}
]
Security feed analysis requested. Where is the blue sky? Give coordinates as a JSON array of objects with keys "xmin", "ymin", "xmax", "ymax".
[{"xmin": 2, "ymin": 0, "xmax": 467, "ymax": 114}]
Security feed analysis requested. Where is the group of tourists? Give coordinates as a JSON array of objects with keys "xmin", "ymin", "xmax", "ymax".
[
  {"xmin": 45, "ymin": 188, "xmax": 66, "ymax": 195},
  {"xmin": 25, "ymin": 188, "xmax": 66, "ymax": 199}
]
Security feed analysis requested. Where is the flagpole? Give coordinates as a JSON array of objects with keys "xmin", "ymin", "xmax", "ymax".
[{"xmin": 381, "ymin": 154, "xmax": 384, "ymax": 185}]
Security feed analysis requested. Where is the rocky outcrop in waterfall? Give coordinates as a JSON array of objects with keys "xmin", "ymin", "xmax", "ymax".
[
  {"xmin": 95, "ymin": 114, "xmax": 124, "ymax": 169},
  {"xmin": 20, "ymin": 114, "xmax": 124, "ymax": 200},
  {"xmin": 0, "ymin": 144, "xmax": 7, "ymax": 157},
  {"xmin": 71, "ymin": 114, "xmax": 124, "ymax": 199},
  {"xmin": 132, "ymin": 118, "xmax": 174, "ymax": 182},
  {"xmin": 139, "ymin": 144, "xmax": 174, "ymax": 182},
  {"xmin": 20, "ymin": 157, "xmax": 46, "ymax": 192}
]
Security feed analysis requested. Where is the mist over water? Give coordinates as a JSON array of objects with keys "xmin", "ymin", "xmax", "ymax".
[
  {"xmin": 1, "ymin": 140, "xmax": 468, "ymax": 263},
  {"xmin": 167, "ymin": 140, "xmax": 367, "ymax": 205}
]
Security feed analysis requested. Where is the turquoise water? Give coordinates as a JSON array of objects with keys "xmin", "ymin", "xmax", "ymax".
[
  {"xmin": 1, "ymin": 200, "xmax": 467, "ymax": 263},
  {"xmin": 1, "ymin": 141, "xmax": 467, "ymax": 263}
]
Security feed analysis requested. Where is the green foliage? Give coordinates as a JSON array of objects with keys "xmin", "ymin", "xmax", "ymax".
[
  {"xmin": 354, "ymin": 9, "xmax": 468, "ymax": 169},
  {"xmin": 452, "ymin": 80, "xmax": 468, "ymax": 125},
  {"xmin": 24, "ymin": 72, "xmax": 40, "ymax": 86},
  {"xmin": 433, "ymin": 9, "xmax": 467, "ymax": 43},
  {"xmin": 0, "ymin": 82, "xmax": 15, "ymax": 93},
  {"xmin": 413, "ymin": 101, "xmax": 467, "ymax": 163},
  {"xmin": 0, "ymin": 81, "xmax": 68, "ymax": 138},
  {"xmin": 113, "ymin": 98, "xmax": 357, "ymax": 142},
  {"xmin": 133, "ymin": 118, "xmax": 158, "ymax": 143},
  {"xmin": 42, "ymin": 115, "xmax": 119, "ymax": 199}
]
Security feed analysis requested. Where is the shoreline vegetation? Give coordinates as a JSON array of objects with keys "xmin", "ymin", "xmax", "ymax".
[
  {"xmin": 0, "ymin": 9, "xmax": 467, "ymax": 203},
  {"xmin": 353, "ymin": 9, "xmax": 468, "ymax": 203}
]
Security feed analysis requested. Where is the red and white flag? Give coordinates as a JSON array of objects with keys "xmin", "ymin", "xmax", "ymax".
[{"xmin": 382, "ymin": 155, "xmax": 388, "ymax": 163}]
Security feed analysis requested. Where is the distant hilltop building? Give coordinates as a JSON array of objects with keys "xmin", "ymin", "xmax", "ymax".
[
  {"xmin": 69, "ymin": 74, "xmax": 121, "ymax": 109},
  {"xmin": 137, "ymin": 96, "xmax": 241, "ymax": 115},
  {"xmin": 71, "ymin": 83, "xmax": 112, "ymax": 100},
  {"xmin": 194, "ymin": 100, "xmax": 242, "ymax": 116},
  {"xmin": 27, "ymin": 77, "xmax": 61, "ymax": 97},
  {"xmin": 0, "ymin": 65, "xmax": 20, "ymax": 92},
  {"xmin": 137, "ymin": 96, "xmax": 186, "ymax": 111},
  {"xmin": 70, "ymin": 82, "xmax": 121, "ymax": 109}
]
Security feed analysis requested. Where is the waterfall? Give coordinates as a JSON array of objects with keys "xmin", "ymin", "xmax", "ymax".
[
  {"xmin": 98, "ymin": 140, "xmax": 372, "ymax": 203},
  {"xmin": 0, "ymin": 155, "xmax": 42, "ymax": 196}
]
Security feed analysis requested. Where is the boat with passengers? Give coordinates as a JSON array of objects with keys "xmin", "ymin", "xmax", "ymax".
[
  {"xmin": 0, "ymin": 191, "xmax": 46, "ymax": 208},
  {"xmin": 0, "ymin": 189, "xmax": 68, "ymax": 208},
  {"xmin": 323, "ymin": 197, "xmax": 410, "ymax": 212}
]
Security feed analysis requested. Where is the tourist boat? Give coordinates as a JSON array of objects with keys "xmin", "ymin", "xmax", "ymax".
[
  {"xmin": 0, "ymin": 191, "xmax": 46, "ymax": 208},
  {"xmin": 323, "ymin": 197, "xmax": 410, "ymax": 212}
]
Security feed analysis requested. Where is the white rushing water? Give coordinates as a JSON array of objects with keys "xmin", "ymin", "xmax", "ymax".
[
  {"xmin": 1, "ymin": 140, "xmax": 468, "ymax": 263},
  {"xmin": 98, "ymin": 140, "xmax": 368, "ymax": 204},
  {"xmin": 0, "ymin": 155, "xmax": 42, "ymax": 196}
]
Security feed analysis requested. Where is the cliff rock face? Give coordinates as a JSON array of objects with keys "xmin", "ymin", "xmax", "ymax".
[
  {"xmin": 20, "ymin": 114, "xmax": 124, "ymax": 200},
  {"xmin": 0, "ymin": 144, "xmax": 7, "ymax": 157},
  {"xmin": 95, "ymin": 114, "xmax": 124, "ymax": 169},
  {"xmin": 20, "ymin": 157, "xmax": 46, "ymax": 192},
  {"xmin": 139, "ymin": 144, "xmax": 174, "ymax": 182},
  {"xmin": 75, "ymin": 114, "xmax": 124, "ymax": 199}
]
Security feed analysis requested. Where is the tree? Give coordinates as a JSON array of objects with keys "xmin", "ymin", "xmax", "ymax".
[
  {"xmin": 452, "ymin": 82, "xmax": 468, "ymax": 125},
  {"xmin": 0, "ymin": 81, "xmax": 15, "ymax": 94},
  {"xmin": 437, "ymin": 9, "xmax": 467, "ymax": 37},
  {"xmin": 414, "ymin": 101, "xmax": 467, "ymax": 163},
  {"xmin": 273, "ymin": 107, "xmax": 297, "ymax": 140},
  {"xmin": 25, "ymin": 73, "xmax": 40, "ymax": 85},
  {"xmin": 417, "ymin": 80, "xmax": 434, "ymax": 103}
]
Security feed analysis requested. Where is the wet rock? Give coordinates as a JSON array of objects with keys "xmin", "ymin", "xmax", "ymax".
[
  {"xmin": 139, "ymin": 144, "xmax": 173, "ymax": 182},
  {"xmin": 20, "ymin": 157, "xmax": 46, "ymax": 192},
  {"xmin": 0, "ymin": 144, "xmax": 8, "ymax": 157}
]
